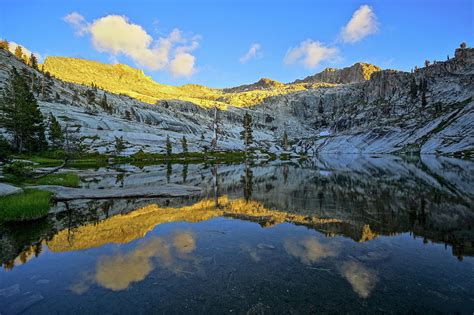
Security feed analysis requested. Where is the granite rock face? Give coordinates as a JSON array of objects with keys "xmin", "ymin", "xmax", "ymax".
[
  {"xmin": 294, "ymin": 62, "xmax": 381, "ymax": 84},
  {"xmin": 0, "ymin": 47, "xmax": 472, "ymax": 155}
]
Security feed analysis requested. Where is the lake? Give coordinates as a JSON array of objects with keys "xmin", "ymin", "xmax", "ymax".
[{"xmin": 0, "ymin": 155, "xmax": 473, "ymax": 314}]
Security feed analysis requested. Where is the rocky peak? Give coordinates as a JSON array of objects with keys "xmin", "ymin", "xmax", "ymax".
[
  {"xmin": 294, "ymin": 62, "xmax": 381, "ymax": 85},
  {"xmin": 223, "ymin": 77, "xmax": 285, "ymax": 93}
]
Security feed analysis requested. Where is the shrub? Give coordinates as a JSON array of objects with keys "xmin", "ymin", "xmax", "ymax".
[
  {"xmin": 0, "ymin": 136, "xmax": 12, "ymax": 160},
  {"xmin": 4, "ymin": 161, "xmax": 33, "ymax": 178}
]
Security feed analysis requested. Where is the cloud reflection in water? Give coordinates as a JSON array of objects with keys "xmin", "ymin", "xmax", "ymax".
[{"xmin": 70, "ymin": 231, "xmax": 197, "ymax": 293}]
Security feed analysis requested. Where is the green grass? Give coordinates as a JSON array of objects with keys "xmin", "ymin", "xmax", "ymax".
[
  {"xmin": 26, "ymin": 173, "xmax": 80, "ymax": 187},
  {"xmin": 0, "ymin": 189, "xmax": 52, "ymax": 222},
  {"xmin": 66, "ymin": 158, "xmax": 109, "ymax": 168},
  {"xmin": 118, "ymin": 150, "xmax": 247, "ymax": 164}
]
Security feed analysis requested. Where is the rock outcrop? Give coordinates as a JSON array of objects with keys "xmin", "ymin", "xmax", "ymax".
[
  {"xmin": 223, "ymin": 78, "xmax": 285, "ymax": 93},
  {"xmin": 0, "ymin": 46, "xmax": 473, "ymax": 155},
  {"xmin": 293, "ymin": 62, "xmax": 381, "ymax": 84},
  {"xmin": 0, "ymin": 183, "xmax": 23, "ymax": 197}
]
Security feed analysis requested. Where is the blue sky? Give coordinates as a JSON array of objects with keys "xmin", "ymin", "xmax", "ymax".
[{"xmin": 1, "ymin": 0, "xmax": 472, "ymax": 87}]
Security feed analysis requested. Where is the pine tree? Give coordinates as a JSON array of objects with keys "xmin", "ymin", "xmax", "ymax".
[
  {"xmin": 241, "ymin": 165, "xmax": 253, "ymax": 202},
  {"xmin": 72, "ymin": 90, "xmax": 79, "ymax": 105},
  {"xmin": 0, "ymin": 135, "xmax": 12, "ymax": 160},
  {"xmin": 22, "ymin": 54, "xmax": 29, "ymax": 66},
  {"xmin": 14, "ymin": 45, "xmax": 23, "ymax": 60},
  {"xmin": 182, "ymin": 163, "xmax": 188, "ymax": 183},
  {"xmin": 282, "ymin": 130, "xmax": 288, "ymax": 150},
  {"xmin": 166, "ymin": 135, "xmax": 172, "ymax": 156},
  {"xmin": 0, "ymin": 67, "xmax": 47, "ymax": 152},
  {"xmin": 318, "ymin": 98, "xmax": 324, "ymax": 114},
  {"xmin": 114, "ymin": 136, "xmax": 125, "ymax": 154},
  {"xmin": 181, "ymin": 136, "xmax": 188, "ymax": 154},
  {"xmin": 99, "ymin": 93, "xmax": 112, "ymax": 114},
  {"xmin": 240, "ymin": 112, "xmax": 253, "ymax": 154},
  {"xmin": 0, "ymin": 40, "xmax": 9, "ymax": 50},
  {"xmin": 85, "ymin": 89, "xmax": 95, "ymax": 105},
  {"xmin": 29, "ymin": 53, "xmax": 38, "ymax": 70},
  {"xmin": 124, "ymin": 110, "xmax": 132, "ymax": 120},
  {"xmin": 48, "ymin": 113, "xmax": 64, "ymax": 148},
  {"xmin": 420, "ymin": 78, "xmax": 428, "ymax": 107},
  {"xmin": 63, "ymin": 123, "xmax": 85, "ymax": 154},
  {"xmin": 410, "ymin": 77, "xmax": 418, "ymax": 99},
  {"xmin": 211, "ymin": 106, "xmax": 220, "ymax": 151},
  {"xmin": 166, "ymin": 162, "xmax": 172, "ymax": 183}
]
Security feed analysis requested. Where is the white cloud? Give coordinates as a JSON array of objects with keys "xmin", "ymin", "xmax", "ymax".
[
  {"xmin": 284, "ymin": 39, "xmax": 339, "ymax": 69},
  {"xmin": 340, "ymin": 5, "xmax": 378, "ymax": 43},
  {"xmin": 63, "ymin": 13, "xmax": 200, "ymax": 78},
  {"xmin": 63, "ymin": 12, "xmax": 89, "ymax": 36},
  {"xmin": 239, "ymin": 43, "xmax": 262, "ymax": 64},
  {"xmin": 169, "ymin": 53, "xmax": 196, "ymax": 77}
]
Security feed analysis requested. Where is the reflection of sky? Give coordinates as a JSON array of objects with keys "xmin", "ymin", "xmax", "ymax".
[
  {"xmin": 284, "ymin": 236, "xmax": 338, "ymax": 265},
  {"xmin": 340, "ymin": 261, "xmax": 378, "ymax": 299},
  {"xmin": 283, "ymin": 236, "xmax": 378, "ymax": 298},
  {"xmin": 70, "ymin": 231, "xmax": 197, "ymax": 293},
  {"xmin": 0, "ymin": 217, "xmax": 473, "ymax": 314}
]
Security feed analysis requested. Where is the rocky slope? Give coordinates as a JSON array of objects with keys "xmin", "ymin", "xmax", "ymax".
[
  {"xmin": 0, "ymin": 46, "xmax": 473, "ymax": 155},
  {"xmin": 293, "ymin": 62, "xmax": 381, "ymax": 84},
  {"xmin": 43, "ymin": 56, "xmax": 320, "ymax": 108}
]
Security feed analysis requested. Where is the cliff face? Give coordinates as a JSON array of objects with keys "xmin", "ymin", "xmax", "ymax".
[
  {"xmin": 0, "ymin": 46, "xmax": 473, "ymax": 155},
  {"xmin": 294, "ymin": 62, "xmax": 381, "ymax": 84}
]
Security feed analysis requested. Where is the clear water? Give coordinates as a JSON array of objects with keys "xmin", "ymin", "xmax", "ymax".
[{"xmin": 1, "ymin": 155, "xmax": 473, "ymax": 314}]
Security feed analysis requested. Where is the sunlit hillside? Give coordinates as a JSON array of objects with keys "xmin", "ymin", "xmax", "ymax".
[
  {"xmin": 42, "ymin": 56, "xmax": 347, "ymax": 109},
  {"xmin": 46, "ymin": 196, "xmax": 348, "ymax": 252}
]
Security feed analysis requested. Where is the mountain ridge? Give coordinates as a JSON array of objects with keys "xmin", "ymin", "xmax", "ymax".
[
  {"xmin": 293, "ymin": 62, "xmax": 381, "ymax": 85},
  {"xmin": 42, "ymin": 55, "xmax": 378, "ymax": 108},
  {"xmin": 0, "ymin": 45, "xmax": 472, "ymax": 157}
]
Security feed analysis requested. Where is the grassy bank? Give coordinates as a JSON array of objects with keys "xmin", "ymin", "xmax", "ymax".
[
  {"xmin": 0, "ymin": 189, "xmax": 52, "ymax": 222},
  {"xmin": 26, "ymin": 173, "xmax": 80, "ymax": 187},
  {"xmin": 114, "ymin": 150, "xmax": 247, "ymax": 165},
  {"xmin": 6, "ymin": 149, "xmax": 251, "ymax": 168}
]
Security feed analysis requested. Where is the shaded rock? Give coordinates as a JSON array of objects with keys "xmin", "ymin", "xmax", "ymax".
[
  {"xmin": 0, "ymin": 183, "xmax": 23, "ymax": 197},
  {"xmin": 32, "ymin": 184, "xmax": 201, "ymax": 201}
]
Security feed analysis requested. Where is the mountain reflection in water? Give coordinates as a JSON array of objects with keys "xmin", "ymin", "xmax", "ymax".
[{"xmin": 0, "ymin": 155, "xmax": 473, "ymax": 314}]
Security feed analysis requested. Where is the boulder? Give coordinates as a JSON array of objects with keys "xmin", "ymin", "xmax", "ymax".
[{"xmin": 0, "ymin": 183, "xmax": 23, "ymax": 197}]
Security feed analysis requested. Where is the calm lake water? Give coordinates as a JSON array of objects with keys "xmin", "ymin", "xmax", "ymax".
[{"xmin": 1, "ymin": 155, "xmax": 473, "ymax": 314}]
